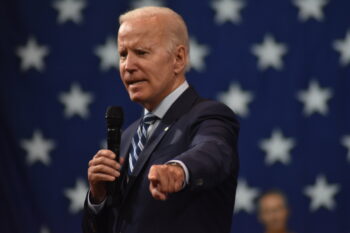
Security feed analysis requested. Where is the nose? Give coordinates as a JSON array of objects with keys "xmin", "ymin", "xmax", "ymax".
[{"xmin": 124, "ymin": 53, "xmax": 137, "ymax": 74}]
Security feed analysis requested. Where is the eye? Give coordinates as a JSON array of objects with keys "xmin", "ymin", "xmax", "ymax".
[
  {"xmin": 119, "ymin": 50, "xmax": 127, "ymax": 59},
  {"xmin": 135, "ymin": 49, "xmax": 148, "ymax": 56}
]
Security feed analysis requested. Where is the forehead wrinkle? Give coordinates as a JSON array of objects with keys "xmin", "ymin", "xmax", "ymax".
[
  {"xmin": 118, "ymin": 34, "xmax": 162, "ymax": 53},
  {"xmin": 118, "ymin": 18, "xmax": 167, "ymax": 51}
]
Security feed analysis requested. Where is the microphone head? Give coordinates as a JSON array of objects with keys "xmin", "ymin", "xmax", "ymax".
[{"xmin": 105, "ymin": 106, "xmax": 124, "ymax": 129}]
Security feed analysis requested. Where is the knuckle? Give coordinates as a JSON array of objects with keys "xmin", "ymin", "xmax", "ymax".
[
  {"xmin": 97, "ymin": 156, "xmax": 107, "ymax": 163},
  {"xmin": 90, "ymin": 164, "xmax": 98, "ymax": 171},
  {"xmin": 94, "ymin": 164, "xmax": 105, "ymax": 173},
  {"xmin": 97, "ymin": 149, "xmax": 109, "ymax": 157},
  {"xmin": 149, "ymin": 166, "xmax": 157, "ymax": 174},
  {"xmin": 97, "ymin": 149, "xmax": 106, "ymax": 154},
  {"xmin": 96, "ymin": 157, "xmax": 108, "ymax": 165}
]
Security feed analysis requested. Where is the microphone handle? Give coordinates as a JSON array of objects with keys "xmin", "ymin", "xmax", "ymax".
[
  {"xmin": 107, "ymin": 128, "xmax": 121, "ymax": 161},
  {"xmin": 107, "ymin": 127, "xmax": 121, "ymax": 196}
]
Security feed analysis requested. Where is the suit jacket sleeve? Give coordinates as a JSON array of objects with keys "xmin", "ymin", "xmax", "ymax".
[
  {"xmin": 173, "ymin": 101, "xmax": 239, "ymax": 190},
  {"xmin": 82, "ymin": 193, "xmax": 109, "ymax": 233}
]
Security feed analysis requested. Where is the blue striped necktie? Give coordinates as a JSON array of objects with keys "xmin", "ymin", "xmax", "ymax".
[{"xmin": 128, "ymin": 113, "xmax": 158, "ymax": 175}]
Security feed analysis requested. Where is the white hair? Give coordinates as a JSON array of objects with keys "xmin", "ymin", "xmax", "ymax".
[{"xmin": 119, "ymin": 6, "xmax": 189, "ymax": 54}]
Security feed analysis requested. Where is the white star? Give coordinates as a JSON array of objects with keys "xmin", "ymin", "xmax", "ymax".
[
  {"xmin": 211, "ymin": 0, "xmax": 245, "ymax": 24},
  {"xmin": 218, "ymin": 83, "xmax": 254, "ymax": 117},
  {"xmin": 94, "ymin": 36, "xmax": 119, "ymax": 72},
  {"xmin": 59, "ymin": 83, "xmax": 94, "ymax": 119},
  {"xmin": 40, "ymin": 225, "xmax": 50, "ymax": 233},
  {"xmin": 189, "ymin": 37, "xmax": 210, "ymax": 72},
  {"xmin": 16, "ymin": 37, "xmax": 49, "ymax": 72},
  {"xmin": 259, "ymin": 129, "xmax": 295, "ymax": 165},
  {"xmin": 64, "ymin": 178, "xmax": 88, "ymax": 214},
  {"xmin": 234, "ymin": 179, "xmax": 260, "ymax": 213},
  {"xmin": 297, "ymin": 80, "xmax": 332, "ymax": 116},
  {"xmin": 131, "ymin": 0, "xmax": 164, "ymax": 8},
  {"xmin": 304, "ymin": 175, "xmax": 340, "ymax": 211},
  {"xmin": 251, "ymin": 34, "xmax": 288, "ymax": 71},
  {"xmin": 52, "ymin": 0, "xmax": 86, "ymax": 24},
  {"xmin": 340, "ymin": 135, "xmax": 350, "ymax": 162},
  {"xmin": 333, "ymin": 30, "xmax": 350, "ymax": 66},
  {"xmin": 20, "ymin": 130, "xmax": 56, "ymax": 166},
  {"xmin": 293, "ymin": 0, "xmax": 329, "ymax": 22}
]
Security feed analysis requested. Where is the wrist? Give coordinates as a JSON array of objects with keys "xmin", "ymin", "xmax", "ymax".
[
  {"xmin": 167, "ymin": 162, "xmax": 185, "ymax": 185},
  {"xmin": 90, "ymin": 189, "xmax": 106, "ymax": 204}
]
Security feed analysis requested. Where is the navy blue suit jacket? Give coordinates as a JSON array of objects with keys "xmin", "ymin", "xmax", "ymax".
[{"xmin": 82, "ymin": 87, "xmax": 239, "ymax": 233}]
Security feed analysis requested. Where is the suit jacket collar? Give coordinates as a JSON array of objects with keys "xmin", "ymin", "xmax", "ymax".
[{"xmin": 161, "ymin": 86, "xmax": 200, "ymax": 124}]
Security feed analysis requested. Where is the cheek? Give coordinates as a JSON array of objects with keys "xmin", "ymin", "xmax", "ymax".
[
  {"xmin": 143, "ymin": 69, "xmax": 163, "ymax": 88},
  {"xmin": 150, "ymin": 69, "xmax": 174, "ymax": 89}
]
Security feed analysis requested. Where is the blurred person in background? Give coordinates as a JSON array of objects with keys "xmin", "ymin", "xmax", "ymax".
[{"xmin": 258, "ymin": 190, "xmax": 294, "ymax": 233}]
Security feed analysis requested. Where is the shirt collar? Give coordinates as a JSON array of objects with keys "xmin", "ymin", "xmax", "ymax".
[{"xmin": 144, "ymin": 80, "xmax": 189, "ymax": 119}]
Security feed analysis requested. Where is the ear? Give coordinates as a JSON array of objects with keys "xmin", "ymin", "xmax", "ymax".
[{"xmin": 173, "ymin": 45, "xmax": 187, "ymax": 75}]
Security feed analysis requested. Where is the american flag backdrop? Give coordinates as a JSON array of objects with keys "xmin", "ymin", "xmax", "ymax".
[{"xmin": 1, "ymin": 0, "xmax": 350, "ymax": 232}]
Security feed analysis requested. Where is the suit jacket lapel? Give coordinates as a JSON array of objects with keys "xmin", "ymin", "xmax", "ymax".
[
  {"xmin": 121, "ymin": 87, "xmax": 201, "ymax": 200},
  {"xmin": 119, "ymin": 120, "xmax": 139, "ymax": 160},
  {"xmin": 130, "ymin": 120, "xmax": 174, "ymax": 178},
  {"xmin": 121, "ymin": 121, "xmax": 174, "ymax": 200}
]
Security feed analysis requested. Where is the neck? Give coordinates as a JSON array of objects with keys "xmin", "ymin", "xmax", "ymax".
[{"xmin": 143, "ymin": 76, "xmax": 186, "ymax": 111}]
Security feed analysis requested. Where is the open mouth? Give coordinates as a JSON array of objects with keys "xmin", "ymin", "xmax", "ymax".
[{"xmin": 127, "ymin": 80, "xmax": 147, "ymax": 86}]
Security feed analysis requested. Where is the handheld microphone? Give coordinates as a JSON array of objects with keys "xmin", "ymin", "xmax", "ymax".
[
  {"xmin": 105, "ymin": 106, "xmax": 124, "ymax": 195},
  {"xmin": 105, "ymin": 106, "xmax": 124, "ymax": 160}
]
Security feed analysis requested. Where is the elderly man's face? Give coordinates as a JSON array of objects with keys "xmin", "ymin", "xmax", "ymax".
[
  {"xmin": 258, "ymin": 194, "xmax": 289, "ymax": 232},
  {"xmin": 118, "ymin": 17, "xmax": 179, "ymax": 110}
]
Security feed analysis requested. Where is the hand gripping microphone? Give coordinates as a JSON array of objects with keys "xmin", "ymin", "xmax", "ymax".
[{"xmin": 105, "ymin": 106, "xmax": 124, "ymax": 195}]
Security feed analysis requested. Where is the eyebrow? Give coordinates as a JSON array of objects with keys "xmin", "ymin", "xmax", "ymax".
[
  {"xmin": 117, "ymin": 41, "xmax": 155, "ymax": 52},
  {"xmin": 134, "ymin": 45, "xmax": 153, "ymax": 51}
]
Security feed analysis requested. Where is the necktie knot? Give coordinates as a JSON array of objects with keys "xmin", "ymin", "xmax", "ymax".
[{"xmin": 143, "ymin": 113, "xmax": 158, "ymax": 126}]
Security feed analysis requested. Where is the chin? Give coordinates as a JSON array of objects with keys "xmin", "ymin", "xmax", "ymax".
[
  {"xmin": 130, "ymin": 95, "xmax": 142, "ymax": 103},
  {"xmin": 129, "ymin": 92, "xmax": 146, "ymax": 103}
]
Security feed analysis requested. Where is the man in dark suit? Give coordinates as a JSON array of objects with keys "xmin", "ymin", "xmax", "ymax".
[{"xmin": 82, "ymin": 6, "xmax": 239, "ymax": 233}]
